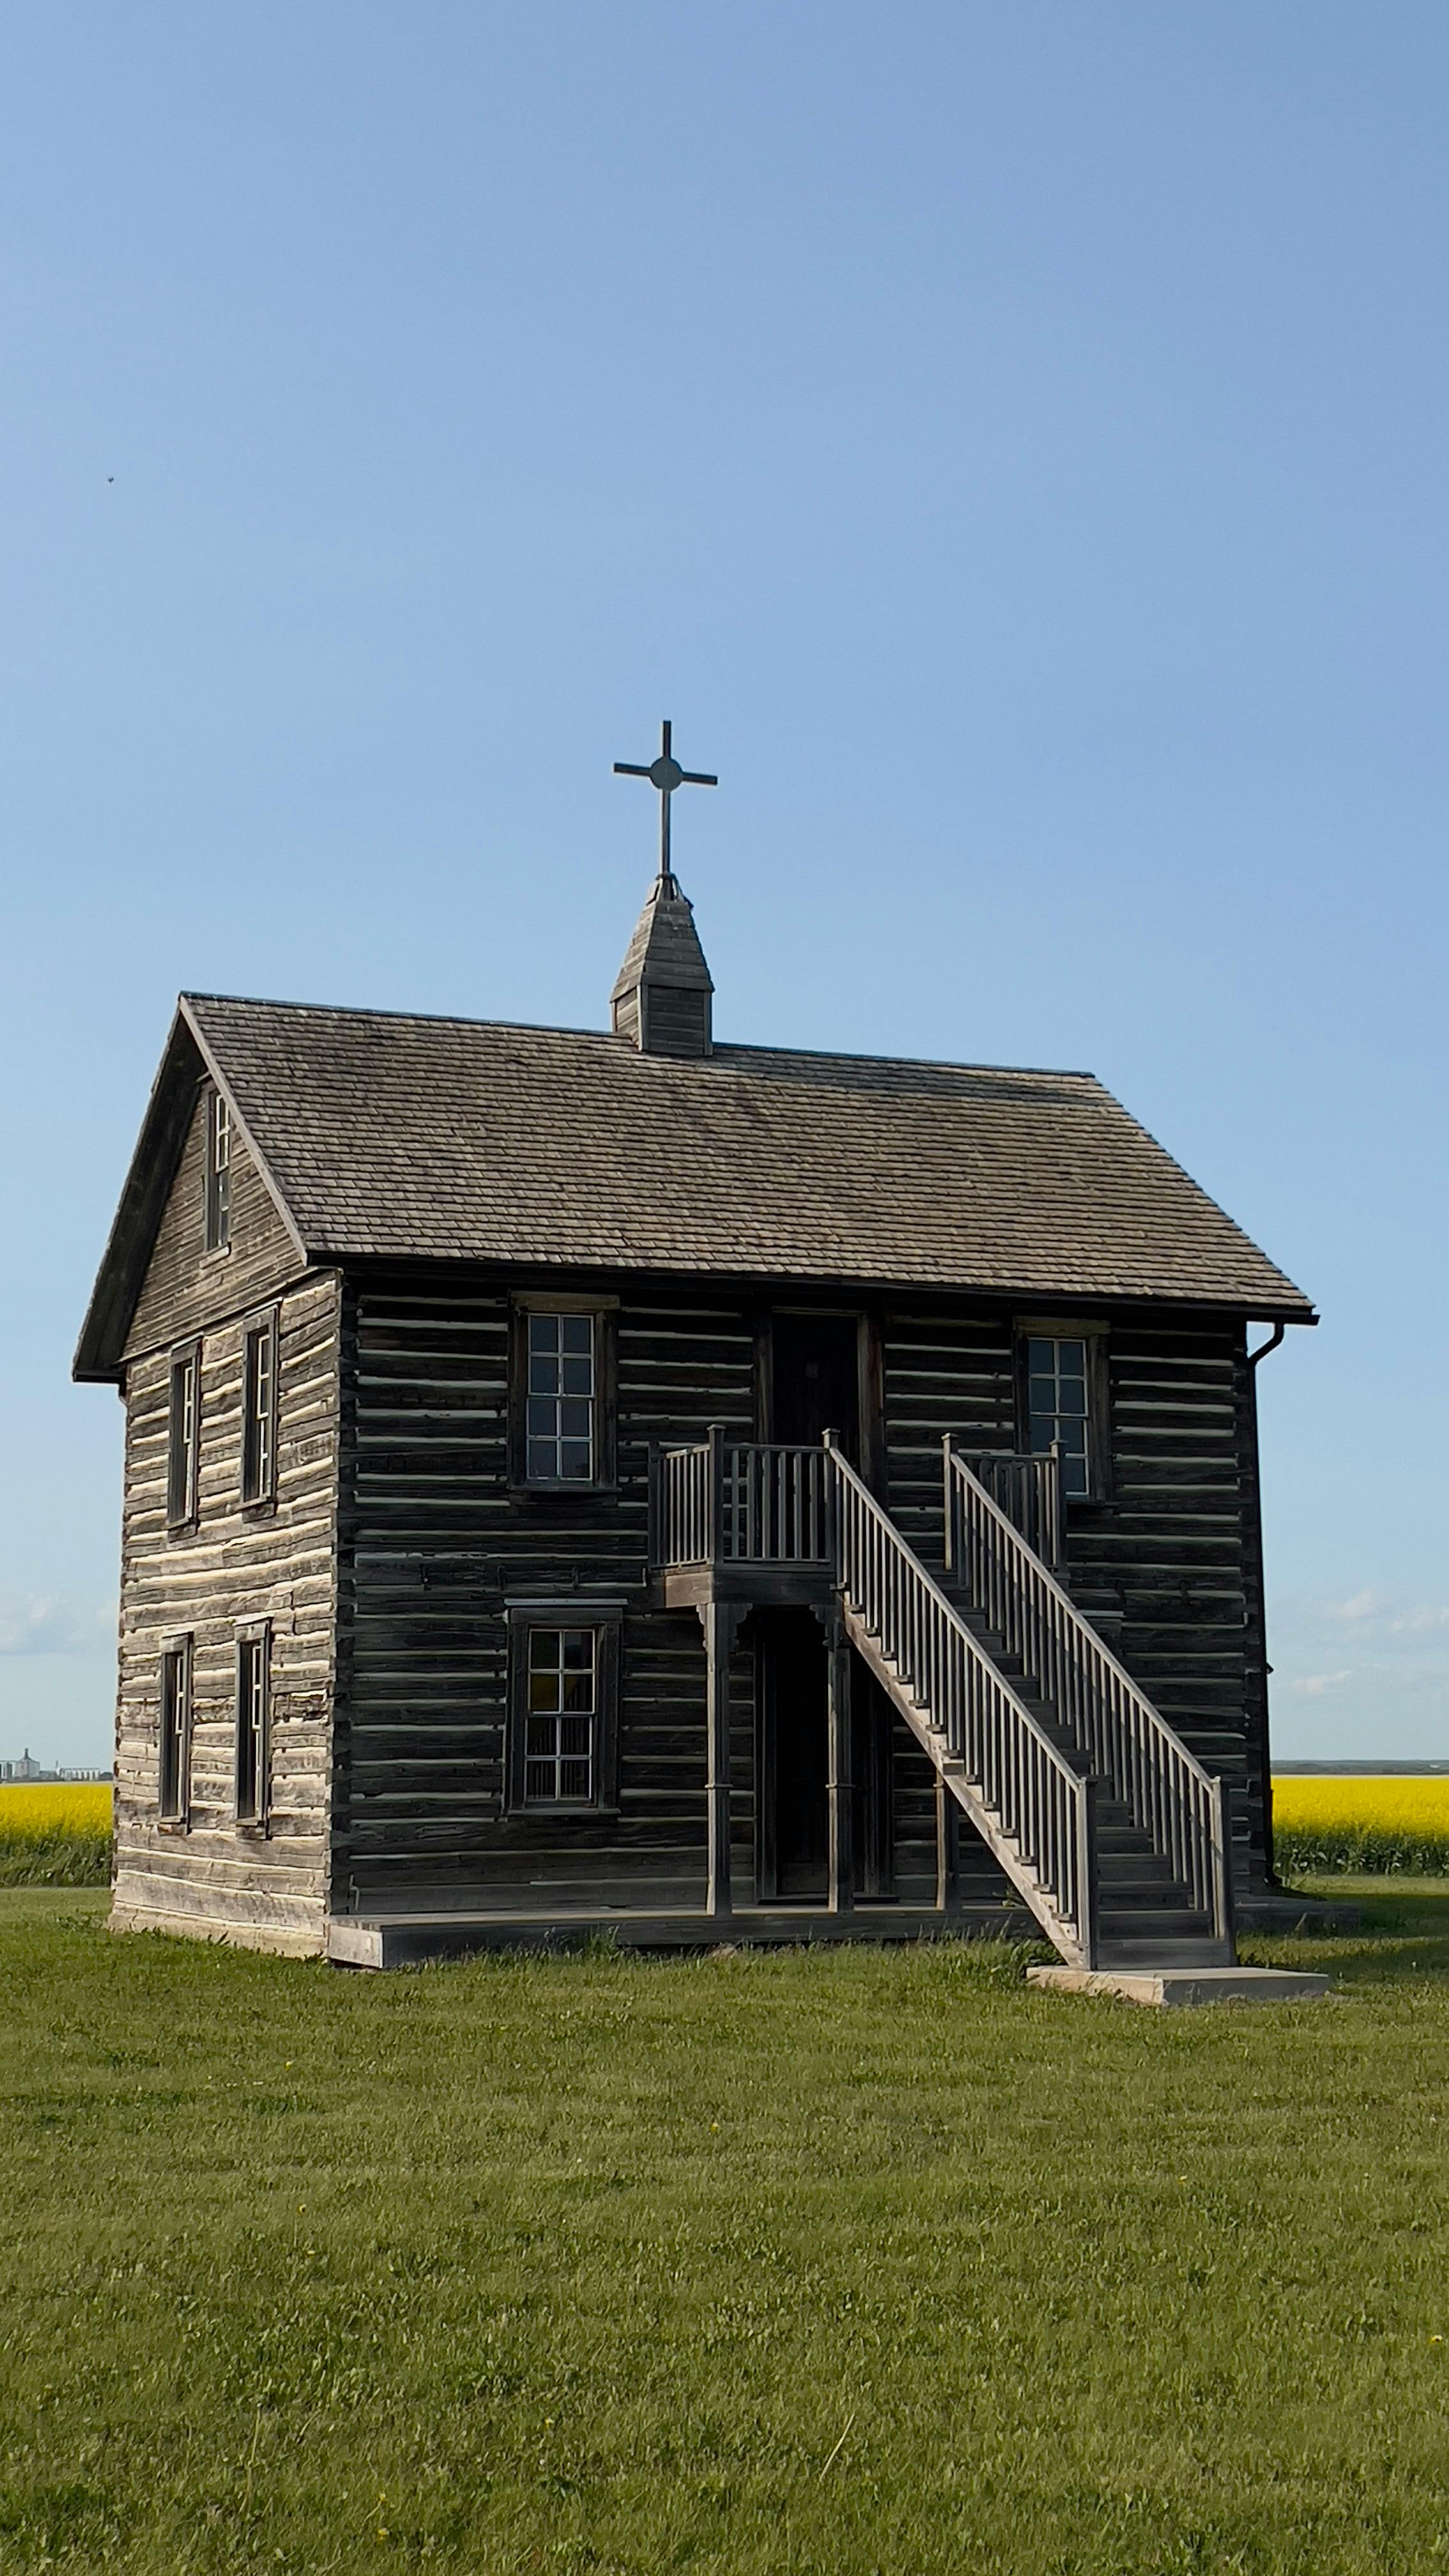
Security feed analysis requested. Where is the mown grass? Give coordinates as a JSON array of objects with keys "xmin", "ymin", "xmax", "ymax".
[
  {"xmin": 0, "ymin": 1782, "xmax": 111, "ymax": 1887},
  {"xmin": 5, "ymin": 1892, "xmax": 1449, "ymax": 2573},
  {"xmin": 1274, "ymin": 1775, "xmax": 1449, "ymax": 1878}
]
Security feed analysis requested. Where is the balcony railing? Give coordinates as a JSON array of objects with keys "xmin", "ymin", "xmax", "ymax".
[{"xmin": 652, "ymin": 1429, "xmax": 831, "ymax": 1569}]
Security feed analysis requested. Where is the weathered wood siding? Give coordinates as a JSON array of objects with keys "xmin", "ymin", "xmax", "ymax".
[
  {"xmin": 123, "ymin": 1089, "xmax": 302, "ymax": 1363},
  {"xmin": 337, "ymin": 1278, "xmax": 760, "ymax": 1913},
  {"xmin": 880, "ymin": 1301, "xmax": 1269, "ymax": 1878},
  {"xmin": 111, "ymin": 1105, "xmax": 339, "ymax": 1952}
]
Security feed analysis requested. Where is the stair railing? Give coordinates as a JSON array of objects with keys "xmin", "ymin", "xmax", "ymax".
[
  {"xmin": 956, "ymin": 1448, "xmax": 1065, "ymax": 1570},
  {"xmin": 944, "ymin": 1441, "xmax": 1234, "ymax": 1945},
  {"xmin": 824, "ymin": 1437, "xmax": 1098, "ymax": 1965}
]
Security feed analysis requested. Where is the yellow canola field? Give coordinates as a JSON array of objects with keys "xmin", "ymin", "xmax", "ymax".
[
  {"xmin": 1273, "ymin": 1774, "xmax": 1449, "ymax": 1836},
  {"xmin": 0, "ymin": 1781, "xmax": 112, "ymax": 1838}
]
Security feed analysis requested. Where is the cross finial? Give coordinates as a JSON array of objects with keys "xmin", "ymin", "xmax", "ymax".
[{"xmin": 613, "ymin": 719, "xmax": 717, "ymax": 883}]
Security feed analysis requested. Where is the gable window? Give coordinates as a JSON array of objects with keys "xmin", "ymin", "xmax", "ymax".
[
  {"xmin": 507, "ymin": 1612, "xmax": 620, "ymax": 1811},
  {"xmin": 204, "ymin": 1087, "xmax": 232, "ymax": 1252},
  {"xmin": 158, "ymin": 1639, "xmax": 192, "ymax": 1823},
  {"xmin": 241, "ymin": 1312, "xmax": 279, "ymax": 1505},
  {"xmin": 526, "ymin": 1312, "xmax": 595, "ymax": 1482},
  {"xmin": 1022, "ymin": 1334, "xmax": 1095, "ymax": 1499},
  {"xmin": 167, "ymin": 1342, "xmax": 201, "ymax": 1528},
  {"xmin": 235, "ymin": 1625, "xmax": 271, "ymax": 1825}
]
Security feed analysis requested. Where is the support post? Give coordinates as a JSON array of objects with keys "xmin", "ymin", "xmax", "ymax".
[
  {"xmin": 1076, "ymin": 1774, "xmax": 1100, "ymax": 1969},
  {"xmin": 1209, "ymin": 1772, "xmax": 1237, "ymax": 1958},
  {"xmin": 825, "ymin": 1615, "xmax": 854, "ymax": 1917},
  {"xmin": 703, "ymin": 1598, "xmax": 735, "ymax": 1921},
  {"xmin": 934, "ymin": 1770, "xmax": 958, "ymax": 1913},
  {"xmin": 706, "ymin": 1421, "xmax": 726, "ymax": 1567}
]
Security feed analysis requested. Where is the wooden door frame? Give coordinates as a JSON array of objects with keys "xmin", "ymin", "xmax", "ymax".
[{"xmin": 752, "ymin": 1298, "xmax": 885, "ymax": 1491}]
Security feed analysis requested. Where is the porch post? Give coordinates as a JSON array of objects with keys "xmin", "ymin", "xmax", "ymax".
[
  {"xmin": 934, "ymin": 1772, "xmax": 958, "ymax": 1913},
  {"xmin": 704, "ymin": 1599, "xmax": 734, "ymax": 1921},
  {"xmin": 825, "ymin": 1613, "xmax": 855, "ymax": 1917}
]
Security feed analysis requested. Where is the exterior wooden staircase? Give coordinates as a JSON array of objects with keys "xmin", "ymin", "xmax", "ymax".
[{"xmin": 654, "ymin": 1432, "xmax": 1236, "ymax": 1969}]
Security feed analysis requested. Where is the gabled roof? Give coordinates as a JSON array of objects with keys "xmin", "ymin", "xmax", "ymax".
[{"xmin": 75, "ymin": 989, "xmax": 1314, "ymax": 1379}]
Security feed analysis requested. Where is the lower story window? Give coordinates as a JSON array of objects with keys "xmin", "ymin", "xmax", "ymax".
[
  {"xmin": 508, "ymin": 1614, "xmax": 620, "ymax": 1813},
  {"xmin": 158, "ymin": 1639, "xmax": 192, "ymax": 1823},
  {"xmin": 236, "ymin": 1626, "xmax": 271, "ymax": 1823},
  {"xmin": 525, "ymin": 1627, "xmax": 596, "ymax": 1804},
  {"xmin": 1025, "ymin": 1335, "xmax": 1091, "ymax": 1498}
]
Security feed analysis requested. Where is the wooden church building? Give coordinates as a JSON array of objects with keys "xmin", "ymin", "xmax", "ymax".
[{"xmin": 76, "ymin": 733, "xmax": 1315, "ymax": 1968}]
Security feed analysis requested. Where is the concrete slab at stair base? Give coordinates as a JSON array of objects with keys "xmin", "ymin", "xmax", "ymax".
[{"xmin": 1028, "ymin": 1963, "xmax": 1332, "ymax": 2009}]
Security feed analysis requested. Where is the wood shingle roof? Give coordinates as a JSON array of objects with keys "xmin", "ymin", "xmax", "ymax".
[{"xmin": 169, "ymin": 990, "xmax": 1310, "ymax": 1317}]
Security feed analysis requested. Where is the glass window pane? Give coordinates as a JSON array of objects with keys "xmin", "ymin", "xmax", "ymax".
[
  {"xmin": 1058, "ymin": 1340, "xmax": 1086, "ymax": 1373},
  {"xmin": 560, "ymin": 1400, "xmax": 591, "ymax": 1439},
  {"xmin": 561, "ymin": 1315, "xmax": 593, "ymax": 1354},
  {"xmin": 529, "ymin": 1355, "xmax": 560, "ymax": 1394},
  {"xmin": 527, "ymin": 1397, "xmax": 557, "ymax": 1435},
  {"xmin": 560, "ymin": 1440, "xmax": 592, "ymax": 1479},
  {"xmin": 1057, "ymin": 1378, "xmax": 1087, "ymax": 1416},
  {"xmin": 561, "ymin": 1356, "xmax": 593, "ymax": 1395},
  {"xmin": 528, "ymin": 1673, "xmax": 561, "ymax": 1714},
  {"xmin": 562, "ymin": 1631, "xmax": 593, "ymax": 1669},
  {"xmin": 530, "ymin": 1630, "xmax": 561, "ymax": 1669},
  {"xmin": 1027, "ymin": 1338, "xmax": 1054, "ymax": 1372},
  {"xmin": 525, "ymin": 1758, "xmax": 553, "ymax": 1802},
  {"xmin": 560, "ymin": 1712, "xmax": 592, "ymax": 1757},
  {"xmin": 1028, "ymin": 1421, "xmax": 1055, "ymax": 1453},
  {"xmin": 1062, "ymin": 1453, "xmax": 1089, "ymax": 1498},
  {"xmin": 527, "ymin": 1438, "xmax": 556, "ymax": 1480},
  {"xmin": 562, "ymin": 1673, "xmax": 594, "ymax": 1713},
  {"xmin": 528, "ymin": 1314, "xmax": 560, "ymax": 1355},
  {"xmin": 559, "ymin": 1759, "xmax": 591, "ymax": 1800}
]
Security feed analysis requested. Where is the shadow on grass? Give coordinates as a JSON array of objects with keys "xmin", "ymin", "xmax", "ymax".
[{"xmin": 1248, "ymin": 1876, "xmax": 1449, "ymax": 1988}]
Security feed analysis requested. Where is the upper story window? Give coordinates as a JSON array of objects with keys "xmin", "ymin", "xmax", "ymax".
[
  {"xmin": 167, "ymin": 1342, "xmax": 200, "ymax": 1528},
  {"xmin": 526, "ymin": 1312, "xmax": 595, "ymax": 1482},
  {"xmin": 204, "ymin": 1087, "xmax": 232, "ymax": 1252},
  {"xmin": 1023, "ymin": 1334, "xmax": 1092, "ymax": 1499},
  {"xmin": 158, "ymin": 1638, "xmax": 192, "ymax": 1824},
  {"xmin": 241, "ymin": 1312, "xmax": 279, "ymax": 1506}
]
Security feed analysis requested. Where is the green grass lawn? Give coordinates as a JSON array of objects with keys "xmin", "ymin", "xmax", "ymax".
[{"xmin": 4, "ymin": 1894, "xmax": 1449, "ymax": 2575}]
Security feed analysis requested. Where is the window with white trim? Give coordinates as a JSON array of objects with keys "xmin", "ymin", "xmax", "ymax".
[
  {"xmin": 1023, "ymin": 1335, "xmax": 1091, "ymax": 1498},
  {"xmin": 236, "ymin": 1626, "xmax": 271, "ymax": 1823},
  {"xmin": 241, "ymin": 1312, "xmax": 278, "ymax": 1505},
  {"xmin": 204, "ymin": 1087, "xmax": 232, "ymax": 1252},
  {"xmin": 158, "ymin": 1640, "xmax": 192, "ymax": 1823},
  {"xmin": 167, "ymin": 1344, "xmax": 200, "ymax": 1528},
  {"xmin": 526, "ymin": 1312, "xmax": 595, "ymax": 1482}
]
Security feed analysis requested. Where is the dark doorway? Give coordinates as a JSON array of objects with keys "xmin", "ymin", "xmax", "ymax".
[
  {"xmin": 756, "ymin": 1609, "xmax": 829, "ymax": 1901},
  {"xmin": 755, "ymin": 1616, "xmax": 894, "ymax": 1904},
  {"xmin": 770, "ymin": 1312, "xmax": 862, "ymax": 1459}
]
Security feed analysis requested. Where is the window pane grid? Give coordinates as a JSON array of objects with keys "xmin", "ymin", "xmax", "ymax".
[
  {"xmin": 205, "ymin": 1091, "xmax": 232, "ymax": 1252},
  {"xmin": 526, "ymin": 1313, "xmax": 595, "ymax": 1482},
  {"xmin": 236, "ymin": 1634, "xmax": 269, "ymax": 1822},
  {"xmin": 242, "ymin": 1321, "xmax": 275, "ymax": 1503},
  {"xmin": 168, "ymin": 1352, "xmax": 197, "ymax": 1523},
  {"xmin": 159, "ymin": 1644, "xmax": 190, "ymax": 1821},
  {"xmin": 1026, "ymin": 1336, "xmax": 1091, "ymax": 1499},
  {"xmin": 523, "ymin": 1627, "xmax": 597, "ymax": 1804}
]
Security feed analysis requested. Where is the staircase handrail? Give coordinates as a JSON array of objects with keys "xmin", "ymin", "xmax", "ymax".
[
  {"xmin": 823, "ymin": 1438, "xmax": 1098, "ymax": 1963},
  {"xmin": 944, "ymin": 1442, "xmax": 1232, "ymax": 1941}
]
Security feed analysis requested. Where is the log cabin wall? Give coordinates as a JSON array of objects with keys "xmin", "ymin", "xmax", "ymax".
[
  {"xmin": 336, "ymin": 1274, "xmax": 760, "ymax": 1915},
  {"xmin": 878, "ymin": 1299, "xmax": 1268, "ymax": 1882},
  {"xmin": 112, "ymin": 1092, "xmax": 339, "ymax": 1953}
]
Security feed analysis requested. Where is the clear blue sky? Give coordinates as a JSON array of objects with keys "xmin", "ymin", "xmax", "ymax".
[{"xmin": 3, "ymin": 3, "xmax": 1446, "ymax": 1765}]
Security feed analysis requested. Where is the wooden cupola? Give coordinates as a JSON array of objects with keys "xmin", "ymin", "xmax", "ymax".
[{"xmin": 610, "ymin": 872, "xmax": 714, "ymax": 1059}]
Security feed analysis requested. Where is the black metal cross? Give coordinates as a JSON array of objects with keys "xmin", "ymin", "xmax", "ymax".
[{"xmin": 613, "ymin": 720, "xmax": 717, "ymax": 882}]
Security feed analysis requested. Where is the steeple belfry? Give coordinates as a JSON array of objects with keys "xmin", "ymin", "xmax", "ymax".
[
  {"xmin": 611, "ymin": 721, "xmax": 717, "ymax": 1057},
  {"xmin": 610, "ymin": 873, "xmax": 714, "ymax": 1057}
]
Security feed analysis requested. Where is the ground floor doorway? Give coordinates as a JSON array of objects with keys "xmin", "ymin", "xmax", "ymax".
[{"xmin": 753, "ymin": 1609, "xmax": 894, "ymax": 1902}]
